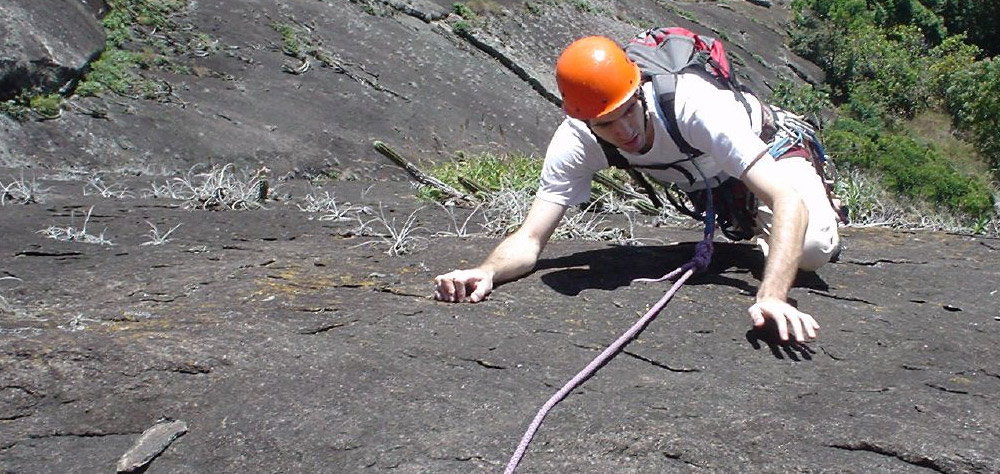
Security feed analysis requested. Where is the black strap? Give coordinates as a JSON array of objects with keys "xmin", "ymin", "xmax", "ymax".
[
  {"xmin": 655, "ymin": 92, "xmax": 702, "ymax": 159},
  {"xmin": 597, "ymin": 137, "xmax": 664, "ymax": 208}
]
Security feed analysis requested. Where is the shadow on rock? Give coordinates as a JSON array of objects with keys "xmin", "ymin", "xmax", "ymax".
[
  {"xmin": 532, "ymin": 240, "xmax": 831, "ymax": 297},
  {"xmin": 532, "ymin": 240, "xmax": 829, "ymax": 297},
  {"xmin": 746, "ymin": 320, "xmax": 818, "ymax": 361}
]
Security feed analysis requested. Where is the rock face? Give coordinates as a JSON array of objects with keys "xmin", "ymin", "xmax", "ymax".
[
  {"xmin": 2, "ymin": 2, "xmax": 996, "ymax": 474},
  {"xmin": 0, "ymin": 0, "xmax": 822, "ymax": 175},
  {"xmin": 0, "ymin": 0, "xmax": 106, "ymax": 100},
  {"xmin": 0, "ymin": 179, "xmax": 998, "ymax": 473}
]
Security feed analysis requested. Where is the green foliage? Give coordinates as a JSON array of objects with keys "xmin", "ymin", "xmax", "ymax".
[
  {"xmin": 769, "ymin": 80, "xmax": 833, "ymax": 124},
  {"xmin": 102, "ymin": 0, "xmax": 188, "ymax": 46},
  {"xmin": 524, "ymin": 1, "xmax": 543, "ymax": 15},
  {"xmin": 937, "ymin": 0, "xmax": 1000, "ymax": 57},
  {"xmin": 273, "ymin": 23, "xmax": 305, "ymax": 57},
  {"xmin": 76, "ymin": 48, "xmax": 163, "ymax": 98},
  {"xmin": 938, "ymin": 56, "xmax": 1000, "ymax": 176},
  {"xmin": 569, "ymin": 0, "xmax": 594, "ymax": 13},
  {"xmin": 824, "ymin": 116, "xmax": 994, "ymax": 218},
  {"xmin": 452, "ymin": 2, "xmax": 478, "ymax": 19},
  {"xmin": 0, "ymin": 93, "xmax": 64, "ymax": 120},
  {"xmin": 29, "ymin": 94, "xmax": 63, "ymax": 118},
  {"xmin": 452, "ymin": 20, "xmax": 472, "ymax": 35},
  {"xmin": 791, "ymin": 0, "xmax": 999, "ymax": 218},
  {"xmin": 77, "ymin": 0, "xmax": 212, "ymax": 98},
  {"xmin": 0, "ymin": 97, "xmax": 30, "ymax": 121},
  {"xmin": 420, "ymin": 153, "xmax": 542, "ymax": 202}
]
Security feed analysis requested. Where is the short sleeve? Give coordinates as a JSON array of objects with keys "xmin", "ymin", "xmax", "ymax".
[{"xmin": 537, "ymin": 119, "xmax": 608, "ymax": 206}]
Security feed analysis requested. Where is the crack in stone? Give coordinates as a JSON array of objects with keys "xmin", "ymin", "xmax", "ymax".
[
  {"xmin": 375, "ymin": 287, "xmax": 428, "ymax": 299},
  {"xmin": 843, "ymin": 258, "xmax": 925, "ymax": 266},
  {"xmin": 662, "ymin": 450, "xmax": 705, "ymax": 468},
  {"xmin": 15, "ymin": 250, "xmax": 84, "ymax": 257},
  {"xmin": 829, "ymin": 441, "xmax": 953, "ymax": 473},
  {"xmin": 298, "ymin": 320, "xmax": 356, "ymax": 335},
  {"xmin": 28, "ymin": 430, "xmax": 139, "ymax": 440},
  {"xmin": 450, "ymin": 29, "xmax": 561, "ymax": 106},
  {"xmin": 845, "ymin": 387, "xmax": 893, "ymax": 393},
  {"xmin": 381, "ymin": 0, "xmax": 449, "ymax": 22},
  {"xmin": 459, "ymin": 357, "xmax": 506, "ymax": 370},
  {"xmin": 807, "ymin": 289, "xmax": 876, "ymax": 305},
  {"xmin": 819, "ymin": 346, "xmax": 844, "ymax": 360},
  {"xmin": 123, "ymin": 362, "xmax": 215, "ymax": 377},
  {"xmin": 622, "ymin": 350, "xmax": 700, "ymax": 373},
  {"xmin": 924, "ymin": 383, "xmax": 982, "ymax": 397}
]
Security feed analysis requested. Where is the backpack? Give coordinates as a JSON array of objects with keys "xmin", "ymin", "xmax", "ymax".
[{"xmin": 594, "ymin": 27, "xmax": 760, "ymax": 240}]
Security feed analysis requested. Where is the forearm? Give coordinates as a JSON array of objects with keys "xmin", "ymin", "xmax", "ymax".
[
  {"xmin": 478, "ymin": 231, "xmax": 545, "ymax": 284},
  {"xmin": 757, "ymin": 194, "xmax": 807, "ymax": 302}
]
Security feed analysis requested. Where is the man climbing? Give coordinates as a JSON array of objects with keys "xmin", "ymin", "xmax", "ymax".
[{"xmin": 434, "ymin": 33, "xmax": 842, "ymax": 343}]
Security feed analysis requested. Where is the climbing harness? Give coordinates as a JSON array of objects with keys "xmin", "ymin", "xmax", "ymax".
[{"xmin": 503, "ymin": 167, "xmax": 718, "ymax": 474}]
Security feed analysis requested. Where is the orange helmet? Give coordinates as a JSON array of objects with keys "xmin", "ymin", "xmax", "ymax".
[{"xmin": 556, "ymin": 36, "xmax": 641, "ymax": 120}]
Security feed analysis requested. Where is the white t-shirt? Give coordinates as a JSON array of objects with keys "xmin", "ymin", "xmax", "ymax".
[{"xmin": 538, "ymin": 73, "xmax": 770, "ymax": 206}]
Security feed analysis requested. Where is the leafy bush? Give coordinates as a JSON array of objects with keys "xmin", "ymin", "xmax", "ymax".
[
  {"xmin": 824, "ymin": 116, "xmax": 994, "ymax": 217},
  {"xmin": 769, "ymin": 80, "xmax": 833, "ymax": 125},
  {"xmin": 938, "ymin": 56, "xmax": 1000, "ymax": 176},
  {"xmin": 791, "ymin": 0, "xmax": 998, "ymax": 220}
]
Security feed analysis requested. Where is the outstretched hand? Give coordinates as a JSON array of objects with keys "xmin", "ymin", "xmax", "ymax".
[
  {"xmin": 748, "ymin": 298, "xmax": 819, "ymax": 342},
  {"xmin": 434, "ymin": 268, "xmax": 494, "ymax": 303}
]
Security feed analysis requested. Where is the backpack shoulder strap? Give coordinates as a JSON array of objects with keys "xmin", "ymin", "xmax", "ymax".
[
  {"xmin": 647, "ymin": 76, "xmax": 702, "ymax": 160},
  {"xmin": 597, "ymin": 136, "xmax": 631, "ymax": 170},
  {"xmin": 595, "ymin": 135, "xmax": 665, "ymax": 209}
]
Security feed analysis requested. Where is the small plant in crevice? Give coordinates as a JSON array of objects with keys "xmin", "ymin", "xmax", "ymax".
[
  {"xmin": 84, "ymin": 176, "xmax": 135, "ymax": 199},
  {"xmin": 148, "ymin": 164, "xmax": 271, "ymax": 210},
  {"xmin": 297, "ymin": 189, "xmax": 369, "ymax": 221},
  {"xmin": 433, "ymin": 201, "xmax": 484, "ymax": 238},
  {"xmin": 28, "ymin": 93, "xmax": 64, "ymax": 119},
  {"xmin": 452, "ymin": 2, "xmax": 478, "ymax": 20},
  {"xmin": 354, "ymin": 205, "xmax": 428, "ymax": 256},
  {"xmin": 1, "ymin": 174, "xmax": 48, "ymax": 205},
  {"xmin": 141, "ymin": 221, "xmax": 182, "ymax": 246},
  {"xmin": 37, "ymin": 206, "xmax": 114, "ymax": 246},
  {"xmin": 0, "ymin": 92, "xmax": 64, "ymax": 121}
]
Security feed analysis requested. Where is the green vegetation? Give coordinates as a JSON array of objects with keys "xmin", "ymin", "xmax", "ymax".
[
  {"xmin": 769, "ymin": 81, "xmax": 833, "ymax": 126},
  {"xmin": 452, "ymin": 20, "xmax": 472, "ymax": 35},
  {"xmin": 273, "ymin": 23, "xmax": 306, "ymax": 58},
  {"xmin": 28, "ymin": 93, "xmax": 63, "ymax": 119},
  {"xmin": 101, "ymin": 0, "xmax": 188, "ymax": 46},
  {"xmin": 789, "ymin": 0, "xmax": 999, "ymax": 225},
  {"xmin": 0, "ymin": 92, "xmax": 63, "ymax": 121},
  {"xmin": 76, "ymin": 48, "xmax": 161, "ymax": 98},
  {"xmin": 0, "ymin": 99, "xmax": 29, "ymax": 121},
  {"xmin": 452, "ymin": 2, "xmax": 478, "ymax": 19},
  {"xmin": 77, "ymin": 0, "xmax": 217, "ymax": 99},
  {"xmin": 418, "ymin": 152, "xmax": 542, "ymax": 202}
]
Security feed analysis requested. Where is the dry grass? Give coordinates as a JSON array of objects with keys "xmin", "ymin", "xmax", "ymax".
[
  {"xmin": 1, "ymin": 174, "xmax": 48, "ymax": 205},
  {"xmin": 37, "ymin": 206, "xmax": 114, "ymax": 246},
  {"xmin": 148, "ymin": 164, "xmax": 271, "ymax": 210}
]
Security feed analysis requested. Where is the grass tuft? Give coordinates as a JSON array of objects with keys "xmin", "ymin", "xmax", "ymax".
[
  {"xmin": 354, "ymin": 205, "xmax": 428, "ymax": 256},
  {"xmin": 37, "ymin": 206, "xmax": 114, "ymax": 245},
  {"xmin": 148, "ymin": 164, "xmax": 272, "ymax": 210},
  {"xmin": 141, "ymin": 221, "xmax": 181, "ymax": 246},
  {"xmin": 1, "ymin": 174, "xmax": 49, "ymax": 205}
]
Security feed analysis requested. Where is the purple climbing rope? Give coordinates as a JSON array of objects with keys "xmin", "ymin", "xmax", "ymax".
[{"xmin": 503, "ymin": 182, "xmax": 718, "ymax": 474}]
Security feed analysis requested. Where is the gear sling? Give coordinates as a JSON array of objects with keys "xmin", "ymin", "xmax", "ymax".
[{"xmin": 591, "ymin": 27, "xmax": 841, "ymax": 241}]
